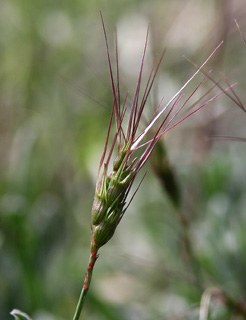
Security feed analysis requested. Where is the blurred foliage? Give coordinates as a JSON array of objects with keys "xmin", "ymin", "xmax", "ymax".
[{"xmin": 1, "ymin": 0, "xmax": 246, "ymax": 319}]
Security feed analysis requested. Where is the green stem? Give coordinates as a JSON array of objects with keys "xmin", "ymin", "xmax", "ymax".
[{"xmin": 72, "ymin": 246, "xmax": 98, "ymax": 320}]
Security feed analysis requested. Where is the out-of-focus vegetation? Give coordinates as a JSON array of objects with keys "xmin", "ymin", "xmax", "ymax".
[{"xmin": 1, "ymin": 0, "xmax": 246, "ymax": 319}]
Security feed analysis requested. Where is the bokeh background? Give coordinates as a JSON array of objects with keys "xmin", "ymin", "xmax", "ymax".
[{"xmin": 1, "ymin": 0, "xmax": 246, "ymax": 319}]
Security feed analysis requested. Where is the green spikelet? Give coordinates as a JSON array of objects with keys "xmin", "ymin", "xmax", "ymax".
[{"xmin": 91, "ymin": 147, "xmax": 135, "ymax": 249}]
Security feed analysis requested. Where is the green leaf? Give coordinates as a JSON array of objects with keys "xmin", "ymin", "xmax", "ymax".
[{"xmin": 10, "ymin": 309, "xmax": 32, "ymax": 320}]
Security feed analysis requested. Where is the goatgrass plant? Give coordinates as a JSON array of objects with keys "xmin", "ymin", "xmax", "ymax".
[
  {"xmin": 72, "ymin": 14, "xmax": 237, "ymax": 320},
  {"xmin": 10, "ymin": 13, "xmax": 237, "ymax": 320}
]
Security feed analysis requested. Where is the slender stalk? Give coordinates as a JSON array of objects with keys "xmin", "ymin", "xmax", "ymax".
[
  {"xmin": 150, "ymin": 140, "xmax": 204, "ymax": 288},
  {"xmin": 72, "ymin": 245, "xmax": 99, "ymax": 320}
]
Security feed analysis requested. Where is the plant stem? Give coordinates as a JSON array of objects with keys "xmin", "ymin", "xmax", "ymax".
[
  {"xmin": 72, "ymin": 245, "xmax": 99, "ymax": 320},
  {"xmin": 150, "ymin": 140, "xmax": 204, "ymax": 288}
]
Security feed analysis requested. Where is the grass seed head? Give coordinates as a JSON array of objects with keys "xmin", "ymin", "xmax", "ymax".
[
  {"xmin": 90, "ymin": 13, "xmax": 236, "ymax": 251},
  {"xmin": 91, "ymin": 146, "xmax": 134, "ymax": 248}
]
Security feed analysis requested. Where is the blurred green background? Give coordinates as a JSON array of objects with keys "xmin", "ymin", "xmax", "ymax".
[{"xmin": 1, "ymin": 0, "xmax": 246, "ymax": 319}]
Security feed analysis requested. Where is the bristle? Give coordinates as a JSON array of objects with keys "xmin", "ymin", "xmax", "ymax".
[
  {"xmin": 235, "ymin": 19, "xmax": 246, "ymax": 46},
  {"xmin": 132, "ymin": 24, "xmax": 150, "ymax": 134},
  {"xmin": 184, "ymin": 55, "xmax": 245, "ymax": 111},
  {"xmin": 100, "ymin": 11, "xmax": 121, "ymax": 132},
  {"xmin": 132, "ymin": 49, "xmax": 166, "ymax": 139},
  {"xmin": 222, "ymin": 76, "xmax": 246, "ymax": 112},
  {"xmin": 210, "ymin": 135, "xmax": 246, "ymax": 142},
  {"xmin": 98, "ymin": 105, "xmax": 114, "ymax": 179},
  {"xmin": 115, "ymin": 26, "xmax": 121, "ymax": 113},
  {"xmin": 126, "ymin": 25, "xmax": 150, "ymax": 141}
]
